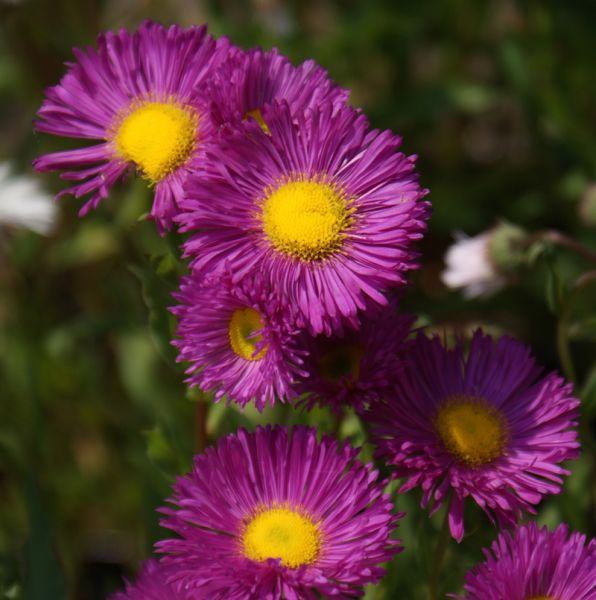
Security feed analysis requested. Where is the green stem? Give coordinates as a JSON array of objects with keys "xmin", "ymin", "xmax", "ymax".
[
  {"xmin": 529, "ymin": 230, "xmax": 596, "ymax": 266},
  {"xmin": 557, "ymin": 300, "xmax": 577, "ymax": 383},
  {"xmin": 428, "ymin": 504, "xmax": 451, "ymax": 600}
]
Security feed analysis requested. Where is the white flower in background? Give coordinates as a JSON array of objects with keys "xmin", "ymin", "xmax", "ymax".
[
  {"xmin": 441, "ymin": 231, "xmax": 505, "ymax": 298},
  {"xmin": 442, "ymin": 223, "xmax": 528, "ymax": 299},
  {"xmin": 0, "ymin": 163, "xmax": 57, "ymax": 235}
]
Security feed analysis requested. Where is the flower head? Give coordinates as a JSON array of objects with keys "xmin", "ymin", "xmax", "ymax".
[
  {"xmin": 109, "ymin": 559, "xmax": 188, "ymax": 600},
  {"xmin": 207, "ymin": 47, "xmax": 348, "ymax": 132},
  {"xmin": 366, "ymin": 329, "xmax": 580, "ymax": 541},
  {"xmin": 33, "ymin": 21, "xmax": 230, "ymax": 231},
  {"xmin": 454, "ymin": 523, "xmax": 596, "ymax": 600},
  {"xmin": 297, "ymin": 302, "xmax": 415, "ymax": 414},
  {"xmin": 179, "ymin": 100, "xmax": 430, "ymax": 335},
  {"xmin": 0, "ymin": 163, "xmax": 57, "ymax": 235},
  {"xmin": 171, "ymin": 271, "xmax": 305, "ymax": 410},
  {"xmin": 157, "ymin": 425, "xmax": 402, "ymax": 599}
]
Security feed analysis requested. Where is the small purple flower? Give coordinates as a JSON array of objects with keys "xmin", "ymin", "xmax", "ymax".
[
  {"xmin": 454, "ymin": 522, "xmax": 596, "ymax": 599},
  {"xmin": 297, "ymin": 302, "xmax": 415, "ymax": 415},
  {"xmin": 157, "ymin": 425, "xmax": 402, "ymax": 599},
  {"xmin": 171, "ymin": 271, "xmax": 306, "ymax": 410},
  {"xmin": 33, "ymin": 21, "xmax": 230, "ymax": 231},
  {"xmin": 207, "ymin": 47, "xmax": 348, "ymax": 131},
  {"xmin": 109, "ymin": 559, "xmax": 188, "ymax": 600},
  {"xmin": 366, "ymin": 330, "xmax": 580, "ymax": 541},
  {"xmin": 179, "ymin": 100, "xmax": 430, "ymax": 335}
]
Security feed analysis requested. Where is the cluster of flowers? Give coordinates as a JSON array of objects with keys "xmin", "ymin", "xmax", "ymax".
[{"xmin": 34, "ymin": 21, "xmax": 595, "ymax": 600}]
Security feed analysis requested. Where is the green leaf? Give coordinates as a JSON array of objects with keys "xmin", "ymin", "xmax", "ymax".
[
  {"xmin": 581, "ymin": 363, "xmax": 596, "ymax": 417},
  {"xmin": 129, "ymin": 259, "xmax": 179, "ymax": 366},
  {"xmin": 23, "ymin": 477, "xmax": 66, "ymax": 600}
]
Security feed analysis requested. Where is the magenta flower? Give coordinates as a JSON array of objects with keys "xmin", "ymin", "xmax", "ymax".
[
  {"xmin": 179, "ymin": 100, "xmax": 430, "ymax": 335},
  {"xmin": 157, "ymin": 426, "xmax": 402, "ymax": 599},
  {"xmin": 33, "ymin": 21, "xmax": 230, "ymax": 231},
  {"xmin": 454, "ymin": 523, "xmax": 596, "ymax": 599},
  {"xmin": 207, "ymin": 47, "xmax": 348, "ymax": 131},
  {"xmin": 109, "ymin": 560, "xmax": 188, "ymax": 600},
  {"xmin": 366, "ymin": 330, "xmax": 580, "ymax": 541},
  {"xmin": 297, "ymin": 302, "xmax": 415, "ymax": 415},
  {"xmin": 171, "ymin": 271, "xmax": 306, "ymax": 410}
]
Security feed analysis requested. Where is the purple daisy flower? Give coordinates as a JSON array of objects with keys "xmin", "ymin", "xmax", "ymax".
[
  {"xmin": 171, "ymin": 270, "xmax": 306, "ymax": 410},
  {"xmin": 157, "ymin": 425, "xmax": 402, "ymax": 599},
  {"xmin": 33, "ymin": 21, "xmax": 230, "ymax": 231},
  {"xmin": 297, "ymin": 302, "xmax": 415, "ymax": 415},
  {"xmin": 454, "ymin": 522, "xmax": 596, "ymax": 599},
  {"xmin": 109, "ymin": 559, "xmax": 188, "ymax": 600},
  {"xmin": 179, "ymin": 100, "xmax": 430, "ymax": 335},
  {"xmin": 207, "ymin": 47, "xmax": 348, "ymax": 132},
  {"xmin": 366, "ymin": 329, "xmax": 580, "ymax": 541}
]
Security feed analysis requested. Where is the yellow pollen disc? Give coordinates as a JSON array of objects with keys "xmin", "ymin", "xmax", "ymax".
[
  {"xmin": 261, "ymin": 178, "xmax": 353, "ymax": 261},
  {"xmin": 245, "ymin": 108, "xmax": 271, "ymax": 135},
  {"xmin": 228, "ymin": 307, "xmax": 267, "ymax": 361},
  {"xmin": 318, "ymin": 343, "xmax": 364, "ymax": 382},
  {"xmin": 435, "ymin": 396, "xmax": 507, "ymax": 467},
  {"xmin": 243, "ymin": 507, "xmax": 321, "ymax": 568},
  {"xmin": 526, "ymin": 597, "xmax": 555, "ymax": 600},
  {"xmin": 114, "ymin": 101, "xmax": 197, "ymax": 183}
]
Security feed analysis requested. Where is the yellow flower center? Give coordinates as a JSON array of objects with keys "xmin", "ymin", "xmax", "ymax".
[
  {"xmin": 242, "ymin": 506, "xmax": 321, "ymax": 568},
  {"xmin": 245, "ymin": 108, "xmax": 271, "ymax": 135},
  {"xmin": 114, "ymin": 101, "xmax": 197, "ymax": 183},
  {"xmin": 261, "ymin": 178, "xmax": 353, "ymax": 261},
  {"xmin": 526, "ymin": 597, "xmax": 555, "ymax": 600},
  {"xmin": 228, "ymin": 307, "xmax": 267, "ymax": 361},
  {"xmin": 318, "ymin": 343, "xmax": 364, "ymax": 382},
  {"xmin": 435, "ymin": 396, "xmax": 507, "ymax": 467}
]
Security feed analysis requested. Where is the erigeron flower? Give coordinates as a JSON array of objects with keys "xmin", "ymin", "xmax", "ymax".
[
  {"xmin": 179, "ymin": 100, "xmax": 429, "ymax": 335},
  {"xmin": 367, "ymin": 329, "xmax": 579, "ymax": 541},
  {"xmin": 158, "ymin": 426, "xmax": 402, "ymax": 599},
  {"xmin": 33, "ymin": 21, "xmax": 230, "ymax": 231},
  {"xmin": 297, "ymin": 302, "xmax": 415, "ymax": 414},
  {"xmin": 454, "ymin": 523, "xmax": 596, "ymax": 599},
  {"xmin": 207, "ymin": 46, "xmax": 348, "ymax": 133},
  {"xmin": 171, "ymin": 271, "xmax": 305, "ymax": 410}
]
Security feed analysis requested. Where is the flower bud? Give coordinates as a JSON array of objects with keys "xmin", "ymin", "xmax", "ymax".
[
  {"xmin": 442, "ymin": 222, "xmax": 527, "ymax": 298},
  {"xmin": 487, "ymin": 221, "xmax": 528, "ymax": 275}
]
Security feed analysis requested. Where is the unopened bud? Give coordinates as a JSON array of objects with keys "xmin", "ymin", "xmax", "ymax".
[{"xmin": 487, "ymin": 221, "xmax": 528, "ymax": 275}]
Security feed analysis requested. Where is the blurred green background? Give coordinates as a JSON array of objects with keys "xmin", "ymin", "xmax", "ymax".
[{"xmin": 1, "ymin": 0, "xmax": 595, "ymax": 598}]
